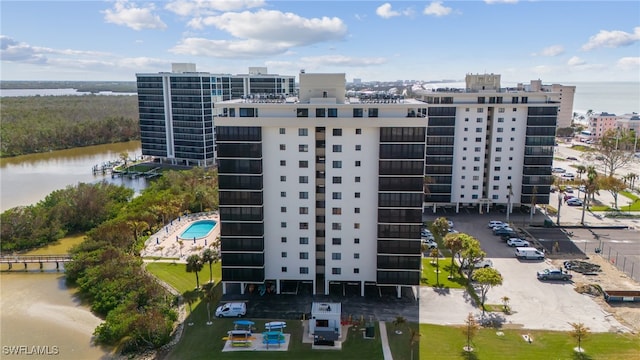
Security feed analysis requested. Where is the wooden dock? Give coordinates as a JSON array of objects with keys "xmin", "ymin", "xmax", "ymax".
[{"xmin": 0, "ymin": 254, "xmax": 71, "ymax": 271}]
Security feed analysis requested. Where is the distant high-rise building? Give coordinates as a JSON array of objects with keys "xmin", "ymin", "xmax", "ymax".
[{"xmin": 135, "ymin": 64, "xmax": 296, "ymax": 166}]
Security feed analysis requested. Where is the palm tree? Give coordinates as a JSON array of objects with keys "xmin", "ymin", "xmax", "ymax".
[
  {"xmin": 186, "ymin": 254, "xmax": 204, "ymax": 289},
  {"xmin": 626, "ymin": 172, "xmax": 638, "ymax": 190},
  {"xmin": 201, "ymin": 248, "xmax": 218, "ymax": 284},
  {"xmin": 501, "ymin": 296, "xmax": 511, "ymax": 314},
  {"xmin": 202, "ymin": 282, "xmax": 216, "ymax": 325},
  {"xmin": 576, "ymin": 165, "xmax": 586, "ymax": 180}
]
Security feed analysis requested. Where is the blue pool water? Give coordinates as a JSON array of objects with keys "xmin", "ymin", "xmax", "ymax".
[{"xmin": 180, "ymin": 220, "xmax": 217, "ymax": 239}]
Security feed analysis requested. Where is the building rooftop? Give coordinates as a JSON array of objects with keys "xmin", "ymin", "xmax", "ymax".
[{"xmin": 311, "ymin": 302, "xmax": 341, "ymax": 316}]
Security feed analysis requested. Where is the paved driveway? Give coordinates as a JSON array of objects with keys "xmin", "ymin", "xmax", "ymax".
[{"xmin": 419, "ymin": 257, "xmax": 630, "ymax": 332}]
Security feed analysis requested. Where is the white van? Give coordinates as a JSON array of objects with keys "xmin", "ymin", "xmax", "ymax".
[
  {"xmin": 514, "ymin": 247, "xmax": 545, "ymax": 260},
  {"xmin": 215, "ymin": 302, "xmax": 247, "ymax": 318}
]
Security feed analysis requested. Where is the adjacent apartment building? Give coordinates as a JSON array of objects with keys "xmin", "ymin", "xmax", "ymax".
[
  {"xmin": 216, "ymin": 72, "xmax": 426, "ymax": 297},
  {"xmin": 415, "ymin": 73, "xmax": 558, "ymax": 213},
  {"xmin": 136, "ymin": 64, "xmax": 295, "ymax": 166}
]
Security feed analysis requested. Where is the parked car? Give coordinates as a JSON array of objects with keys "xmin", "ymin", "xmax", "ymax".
[
  {"xmin": 491, "ymin": 223, "xmax": 510, "ymax": 231},
  {"xmin": 564, "ymin": 194, "xmax": 576, "ymax": 202},
  {"xmin": 567, "ymin": 199, "xmax": 583, "ymax": 206},
  {"xmin": 537, "ymin": 268, "xmax": 573, "ymax": 281},
  {"xmin": 507, "ymin": 238, "xmax": 530, "ymax": 247},
  {"xmin": 488, "ymin": 220, "xmax": 505, "ymax": 228},
  {"xmin": 578, "ymin": 185, "xmax": 586, "ymax": 192},
  {"xmin": 566, "ymin": 156, "xmax": 578, "ymax": 161},
  {"xmin": 460, "ymin": 258, "xmax": 493, "ymax": 269},
  {"xmin": 552, "ymin": 167, "xmax": 566, "ymax": 173},
  {"xmin": 595, "ymin": 155, "xmax": 605, "ymax": 160},
  {"xmin": 494, "ymin": 227, "xmax": 515, "ymax": 235},
  {"xmin": 500, "ymin": 232, "xmax": 520, "ymax": 241},
  {"xmin": 561, "ymin": 173, "xmax": 575, "ymax": 180},
  {"xmin": 421, "ymin": 229, "xmax": 433, "ymax": 237},
  {"xmin": 422, "ymin": 239, "xmax": 438, "ymax": 249},
  {"xmin": 447, "ymin": 220, "xmax": 454, "ymax": 228},
  {"xmin": 421, "ymin": 233, "xmax": 435, "ymax": 241}
]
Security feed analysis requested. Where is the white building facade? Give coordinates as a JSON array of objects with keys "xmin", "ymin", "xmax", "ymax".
[{"xmin": 216, "ymin": 73, "xmax": 426, "ymax": 297}]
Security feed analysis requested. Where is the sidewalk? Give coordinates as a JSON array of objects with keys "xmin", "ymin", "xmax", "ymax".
[{"xmin": 378, "ymin": 321, "xmax": 393, "ymax": 360}]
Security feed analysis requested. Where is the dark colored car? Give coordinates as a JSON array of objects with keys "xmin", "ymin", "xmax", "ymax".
[
  {"xmin": 494, "ymin": 227, "xmax": 515, "ymax": 236},
  {"xmin": 537, "ymin": 268, "xmax": 573, "ymax": 281},
  {"xmin": 566, "ymin": 156, "xmax": 578, "ymax": 161}
]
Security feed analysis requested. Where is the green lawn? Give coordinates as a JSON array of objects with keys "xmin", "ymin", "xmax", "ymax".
[
  {"xmin": 421, "ymin": 257, "xmax": 466, "ymax": 289},
  {"xmin": 146, "ymin": 262, "xmax": 639, "ymax": 359},
  {"xmin": 589, "ymin": 192, "xmax": 640, "ymax": 212},
  {"xmin": 386, "ymin": 322, "xmax": 420, "ymax": 360},
  {"xmin": 145, "ymin": 261, "xmax": 221, "ymax": 294},
  {"xmin": 166, "ymin": 305, "xmax": 384, "ymax": 360},
  {"xmin": 418, "ymin": 324, "xmax": 640, "ymax": 360}
]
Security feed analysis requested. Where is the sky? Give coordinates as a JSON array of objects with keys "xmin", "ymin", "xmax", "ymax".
[{"xmin": 1, "ymin": 0, "xmax": 639, "ymax": 83}]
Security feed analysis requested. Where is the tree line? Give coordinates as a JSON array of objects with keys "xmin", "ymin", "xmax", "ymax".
[
  {"xmin": 2, "ymin": 167, "xmax": 219, "ymax": 355},
  {"xmin": 0, "ymin": 95, "xmax": 139, "ymax": 157}
]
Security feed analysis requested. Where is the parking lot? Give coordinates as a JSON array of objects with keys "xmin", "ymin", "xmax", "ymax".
[{"xmin": 420, "ymin": 210, "xmax": 633, "ymax": 332}]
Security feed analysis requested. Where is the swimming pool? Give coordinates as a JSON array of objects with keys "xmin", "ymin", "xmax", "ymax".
[{"xmin": 180, "ymin": 220, "xmax": 217, "ymax": 240}]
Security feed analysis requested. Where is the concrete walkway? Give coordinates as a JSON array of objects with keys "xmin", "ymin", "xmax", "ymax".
[{"xmin": 378, "ymin": 321, "xmax": 393, "ymax": 360}]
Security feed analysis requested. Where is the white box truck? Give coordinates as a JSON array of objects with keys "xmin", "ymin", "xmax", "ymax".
[{"xmin": 514, "ymin": 247, "xmax": 545, "ymax": 260}]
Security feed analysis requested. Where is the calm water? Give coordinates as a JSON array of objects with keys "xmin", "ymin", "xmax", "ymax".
[
  {"xmin": 563, "ymin": 81, "xmax": 640, "ymax": 115},
  {"xmin": 0, "ymin": 142, "xmax": 149, "ymax": 359},
  {"xmin": 0, "ymin": 141, "xmax": 146, "ymax": 212},
  {"xmin": 0, "ymin": 272, "xmax": 113, "ymax": 359}
]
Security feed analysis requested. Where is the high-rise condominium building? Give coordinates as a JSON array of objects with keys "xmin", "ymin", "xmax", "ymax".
[
  {"xmin": 415, "ymin": 73, "xmax": 558, "ymax": 213},
  {"xmin": 136, "ymin": 63, "xmax": 295, "ymax": 166},
  {"xmin": 216, "ymin": 72, "xmax": 426, "ymax": 297}
]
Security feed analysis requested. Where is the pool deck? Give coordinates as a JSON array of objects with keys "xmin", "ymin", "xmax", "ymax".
[{"xmin": 141, "ymin": 211, "xmax": 220, "ymax": 262}]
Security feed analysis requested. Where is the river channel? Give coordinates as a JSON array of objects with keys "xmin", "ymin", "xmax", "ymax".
[
  {"xmin": 1, "ymin": 141, "xmax": 147, "ymax": 359},
  {"xmin": 0, "ymin": 141, "xmax": 146, "ymax": 212}
]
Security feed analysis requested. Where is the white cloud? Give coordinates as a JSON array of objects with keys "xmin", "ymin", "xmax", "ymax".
[
  {"xmin": 0, "ymin": 35, "xmax": 169, "ymax": 76},
  {"xmin": 567, "ymin": 56, "xmax": 586, "ymax": 66},
  {"xmin": 165, "ymin": 0, "xmax": 265, "ymax": 17},
  {"xmin": 376, "ymin": 3, "xmax": 400, "ymax": 18},
  {"xmin": 178, "ymin": 9, "xmax": 347, "ymax": 58},
  {"xmin": 0, "ymin": 36, "xmax": 47, "ymax": 64},
  {"xmin": 582, "ymin": 27, "xmax": 640, "ymax": 51},
  {"xmin": 617, "ymin": 57, "xmax": 640, "ymax": 70},
  {"xmin": 423, "ymin": 2, "xmax": 452, "ymax": 17},
  {"xmin": 103, "ymin": 0, "xmax": 167, "ymax": 31},
  {"xmin": 535, "ymin": 45, "xmax": 564, "ymax": 57},
  {"xmin": 170, "ymin": 38, "xmax": 292, "ymax": 58}
]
